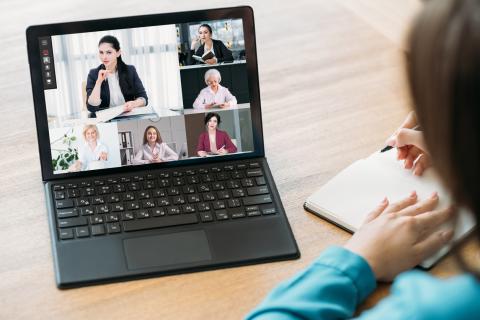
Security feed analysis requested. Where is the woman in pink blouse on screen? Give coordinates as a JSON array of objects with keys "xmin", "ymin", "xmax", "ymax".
[
  {"xmin": 196, "ymin": 112, "xmax": 237, "ymax": 157},
  {"xmin": 192, "ymin": 69, "xmax": 237, "ymax": 109},
  {"xmin": 133, "ymin": 126, "xmax": 178, "ymax": 164}
]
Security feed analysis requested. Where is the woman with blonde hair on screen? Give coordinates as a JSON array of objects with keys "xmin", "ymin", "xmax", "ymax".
[{"xmin": 69, "ymin": 124, "xmax": 108, "ymax": 171}]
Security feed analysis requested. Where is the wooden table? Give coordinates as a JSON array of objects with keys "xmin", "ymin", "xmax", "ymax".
[{"xmin": 2, "ymin": 0, "xmax": 477, "ymax": 318}]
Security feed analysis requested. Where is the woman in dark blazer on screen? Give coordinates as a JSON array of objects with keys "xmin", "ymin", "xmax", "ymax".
[
  {"xmin": 188, "ymin": 24, "xmax": 234, "ymax": 65},
  {"xmin": 86, "ymin": 35, "xmax": 148, "ymax": 117}
]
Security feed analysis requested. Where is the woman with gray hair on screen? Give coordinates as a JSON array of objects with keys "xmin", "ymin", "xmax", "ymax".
[{"xmin": 192, "ymin": 68, "xmax": 237, "ymax": 109}]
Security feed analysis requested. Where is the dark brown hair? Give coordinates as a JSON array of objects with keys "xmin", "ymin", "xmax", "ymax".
[
  {"xmin": 407, "ymin": 0, "xmax": 480, "ymax": 271},
  {"xmin": 204, "ymin": 112, "xmax": 221, "ymax": 126},
  {"xmin": 142, "ymin": 126, "xmax": 162, "ymax": 145}
]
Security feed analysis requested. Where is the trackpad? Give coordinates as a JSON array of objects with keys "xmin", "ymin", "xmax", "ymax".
[{"xmin": 123, "ymin": 230, "xmax": 212, "ymax": 270}]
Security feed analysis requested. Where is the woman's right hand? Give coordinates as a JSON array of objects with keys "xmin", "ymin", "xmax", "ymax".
[
  {"xmin": 191, "ymin": 37, "xmax": 199, "ymax": 50},
  {"xmin": 344, "ymin": 192, "xmax": 455, "ymax": 281},
  {"xmin": 96, "ymin": 69, "xmax": 108, "ymax": 83},
  {"xmin": 385, "ymin": 111, "xmax": 431, "ymax": 176},
  {"xmin": 198, "ymin": 151, "xmax": 207, "ymax": 157}
]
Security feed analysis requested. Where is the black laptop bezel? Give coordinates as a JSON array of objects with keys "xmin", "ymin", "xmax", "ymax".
[{"xmin": 26, "ymin": 6, "xmax": 265, "ymax": 182}]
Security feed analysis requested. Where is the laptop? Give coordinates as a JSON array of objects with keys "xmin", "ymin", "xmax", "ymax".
[{"xmin": 26, "ymin": 6, "xmax": 299, "ymax": 288}]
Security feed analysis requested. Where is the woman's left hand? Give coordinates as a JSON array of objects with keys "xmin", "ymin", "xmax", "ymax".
[
  {"xmin": 123, "ymin": 101, "xmax": 136, "ymax": 112},
  {"xmin": 99, "ymin": 152, "xmax": 108, "ymax": 161},
  {"xmin": 205, "ymin": 58, "xmax": 217, "ymax": 65}
]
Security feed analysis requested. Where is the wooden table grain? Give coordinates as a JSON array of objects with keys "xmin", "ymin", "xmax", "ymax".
[{"xmin": 1, "ymin": 0, "xmax": 477, "ymax": 319}]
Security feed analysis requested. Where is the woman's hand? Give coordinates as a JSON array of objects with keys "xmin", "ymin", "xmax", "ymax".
[
  {"xmin": 198, "ymin": 151, "xmax": 208, "ymax": 157},
  {"xmin": 98, "ymin": 152, "xmax": 108, "ymax": 161},
  {"xmin": 96, "ymin": 69, "xmax": 108, "ymax": 83},
  {"xmin": 123, "ymin": 101, "xmax": 136, "ymax": 112},
  {"xmin": 205, "ymin": 102, "xmax": 215, "ymax": 109},
  {"xmin": 191, "ymin": 37, "xmax": 199, "ymax": 50},
  {"xmin": 344, "ymin": 192, "xmax": 455, "ymax": 281},
  {"xmin": 217, "ymin": 146, "xmax": 228, "ymax": 154},
  {"xmin": 205, "ymin": 58, "xmax": 217, "ymax": 65},
  {"xmin": 385, "ymin": 111, "xmax": 431, "ymax": 176},
  {"xmin": 220, "ymin": 102, "xmax": 229, "ymax": 108}
]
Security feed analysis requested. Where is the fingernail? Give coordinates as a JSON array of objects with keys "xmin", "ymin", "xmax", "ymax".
[
  {"xmin": 410, "ymin": 191, "xmax": 417, "ymax": 198},
  {"xmin": 380, "ymin": 197, "xmax": 388, "ymax": 205},
  {"xmin": 441, "ymin": 230, "xmax": 454, "ymax": 241},
  {"xmin": 430, "ymin": 192, "xmax": 438, "ymax": 199}
]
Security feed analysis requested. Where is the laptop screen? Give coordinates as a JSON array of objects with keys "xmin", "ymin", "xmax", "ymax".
[{"xmin": 37, "ymin": 17, "xmax": 255, "ymax": 175}]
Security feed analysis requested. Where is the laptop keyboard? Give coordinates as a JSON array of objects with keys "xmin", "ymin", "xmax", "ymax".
[{"xmin": 52, "ymin": 161, "xmax": 277, "ymax": 241}]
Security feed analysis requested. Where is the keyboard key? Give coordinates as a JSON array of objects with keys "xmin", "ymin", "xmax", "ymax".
[
  {"xmin": 113, "ymin": 184, "xmax": 126, "ymax": 193},
  {"xmin": 167, "ymin": 187, "xmax": 180, "ymax": 196},
  {"xmin": 58, "ymin": 217, "xmax": 87, "ymax": 228},
  {"xmin": 107, "ymin": 222, "xmax": 121, "ymax": 234},
  {"xmin": 232, "ymin": 189, "xmax": 246, "ymax": 197},
  {"xmin": 212, "ymin": 182, "xmax": 225, "ymax": 190},
  {"xmin": 107, "ymin": 194, "xmax": 121, "ymax": 203},
  {"xmin": 241, "ymin": 178, "xmax": 255, "ymax": 187},
  {"xmin": 111, "ymin": 203, "xmax": 125, "ymax": 212},
  {"xmin": 96, "ymin": 205, "xmax": 109, "ymax": 214},
  {"xmin": 92, "ymin": 196, "xmax": 105, "ymax": 205},
  {"xmin": 54, "ymin": 191, "xmax": 65, "ymax": 200},
  {"xmin": 53, "ymin": 185, "xmax": 65, "ymax": 191},
  {"xmin": 124, "ymin": 192, "xmax": 135, "ymax": 201},
  {"xmin": 153, "ymin": 189, "xmax": 167, "ymax": 197},
  {"xmin": 247, "ymin": 186, "xmax": 269, "ymax": 196},
  {"xmin": 80, "ymin": 207, "xmax": 94, "ymax": 216},
  {"xmin": 203, "ymin": 192, "xmax": 216, "ymax": 201},
  {"xmin": 183, "ymin": 186, "xmax": 196, "ymax": 194},
  {"xmin": 136, "ymin": 210, "xmax": 150, "ymax": 219},
  {"xmin": 256, "ymin": 177, "xmax": 266, "ymax": 186},
  {"xmin": 75, "ymin": 198, "xmax": 91, "ymax": 207},
  {"xmin": 217, "ymin": 191, "xmax": 230, "ymax": 200},
  {"xmin": 245, "ymin": 205, "xmax": 260, "ymax": 212},
  {"xmin": 126, "ymin": 202, "xmax": 140, "ymax": 210},
  {"xmin": 91, "ymin": 224, "xmax": 106, "ymax": 236},
  {"xmin": 213, "ymin": 200, "xmax": 226, "ymax": 210},
  {"xmin": 183, "ymin": 204, "xmax": 196, "ymax": 213},
  {"xmin": 228, "ymin": 199, "xmax": 241, "ymax": 208},
  {"xmin": 231, "ymin": 212, "xmax": 246, "ymax": 219},
  {"xmin": 157, "ymin": 197, "xmax": 170, "ymax": 206},
  {"xmin": 75, "ymin": 226, "xmax": 90, "ymax": 238},
  {"xmin": 106, "ymin": 213, "xmax": 119, "ymax": 222},
  {"xmin": 90, "ymin": 215, "xmax": 105, "ymax": 224},
  {"xmin": 57, "ymin": 208, "xmax": 78, "ymax": 219},
  {"xmin": 172, "ymin": 196, "xmax": 186, "ymax": 205},
  {"xmin": 226, "ymin": 180, "xmax": 241, "ymax": 189},
  {"xmin": 151, "ymin": 208, "xmax": 167, "ymax": 217},
  {"xmin": 231, "ymin": 171, "xmax": 244, "ymax": 179},
  {"xmin": 142, "ymin": 200, "xmax": 156, "ymax": 208},
  {"xmin": 123, "ymin": 214, "xmax": 198, "ymax": 232},
  {"xmin": 242, "ymin": 195, "xmax": 272, "ymax": 206},
  {"xmin": 56, "ymin": 199, "xmax": 73, "ymax": 209},
  {"xmin": 167, "ymin": 206, "xmax": 181, "ymax": 215},
  {"xmin": 188, "ymin": 194, "xmax": 201, "ymax": 203},
  {"xmin": 246, "ymin": 169, "xmax": 263, "ymax": 177},
  {"xmin": 121, "ymin": 212, "xmax": 135, "ymax": 220},
  {"xmin": 236, "ymin": 164, "xmax": 247, "ymax": 170},
  {"xmin": 247, "ymin": 210, "xmax": 262, "ymax": 217},
  {"xmin": 197, "ymin": 203, "xmax": 211, "ymax": 212},
  {"xmin": 262, "ymin": 207, "xmax": 277, "ymax": 215},
  {"xmin": 200, "ymin": 212, "xmax": 214, "ymax": 222},
  {"xmin": 215, "ymin": 210, "xmax": 229, "ymax": 220},
  {"xmin": 59, "ymin": 228, "xmax": 74, "ymax": 240},
  {"xmin": 198, "ymin": 184, "xmax": 210, "ymax": 192},
  {"xmin": 249, "ymin": 162, "xmax": 260, "ymax": 168},
  {"xmin": 138, "ymin": 191, "xmax": 151, "ymax": 199},
  {"xmin": 82, "ymin": 187, "xmax": 96, "ymax": 196}
]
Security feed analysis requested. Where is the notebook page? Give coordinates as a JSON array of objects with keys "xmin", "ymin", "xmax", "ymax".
[{"xmin": 306, "ymin": 150, "xmax": 475, "ymax": 267}]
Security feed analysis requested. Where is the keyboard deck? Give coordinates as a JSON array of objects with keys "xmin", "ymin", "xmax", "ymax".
[{"xmin": 51, "ymin": 161, "xmax": 277, "ymax": 241}]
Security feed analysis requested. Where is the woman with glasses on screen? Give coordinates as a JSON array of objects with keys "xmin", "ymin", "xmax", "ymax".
[
  {"xmin": 196, "ymin": 112, "xmax": 237, "ymax": 157},
  {"xmin": 133, "ymin": 126, "xmax": 178, "ymax": 164},
  {"xmin": 188, "ymin": 24, "xmax": 234, "ymax": 65},
  {"xmin": 86, "ymin": 35, "xmax": 148, "ymax": 117},
  {"xmin": 193, "ymin": 69, "xmax": 237, "ymax": 109}
]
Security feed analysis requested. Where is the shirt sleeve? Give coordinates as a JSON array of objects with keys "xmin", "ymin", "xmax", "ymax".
[
  {"xmin": 161, "ymin": 143, "xmax": 179, "ymax": 161},
  {"xmin": 132, "ymin": 147, "xmax": 149, "ymax": 165},
  {"xmin": 246, "ymin": 246, "xmax": 376, "ymax": 320},
  {"xmin": 193, "ymin": 88, "xmax": 207, "ymax": 109},
  {"xmin": 224, "ymin": 87, "xmax": 237, "ymax": 107},
  {"xmin": 355, "ymin": 271, "xmax": 480, "ymax": 320}
]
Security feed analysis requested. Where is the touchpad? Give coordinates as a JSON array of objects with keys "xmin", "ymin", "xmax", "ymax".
[{"xmin": 123, "ymin": 230, "xmax": 212, "ymax": 270}]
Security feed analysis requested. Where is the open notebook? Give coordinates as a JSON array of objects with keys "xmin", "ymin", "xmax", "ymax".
[{"xmin": 304, "ymin": 149, "xmax": 476, "ymax": 268}]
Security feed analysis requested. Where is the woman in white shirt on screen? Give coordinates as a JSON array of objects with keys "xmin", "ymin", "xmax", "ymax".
[
  {"xmin": 192, "ymin": 69, "xmax": 237, "ymax": 109},
  {"xmin": 69, "ymin": 124, "xmax": 108, "ymax": 171},
  {"xmin": 133, "ymin": 126, "xmax": 178, "ymax": 164}
]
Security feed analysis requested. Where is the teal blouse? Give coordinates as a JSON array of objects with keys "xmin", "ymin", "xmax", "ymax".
[{"xmin": 246, "ymin": 246, "xmax": 480, "ymax": 319}]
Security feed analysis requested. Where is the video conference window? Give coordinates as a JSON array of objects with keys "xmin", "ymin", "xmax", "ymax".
[{"xmin": 41, "ymin": 19, "xmax": 254, "ymax": 175}]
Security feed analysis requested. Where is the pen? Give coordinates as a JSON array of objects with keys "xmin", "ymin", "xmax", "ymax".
[{"xmin": 380, "ymin": 125, "xmax": 421, "ymax": 152}]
